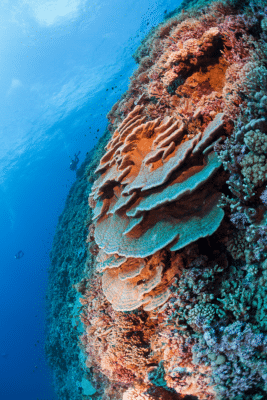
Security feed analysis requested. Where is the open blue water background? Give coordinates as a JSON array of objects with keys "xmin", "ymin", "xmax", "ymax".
[{"xmin": 0, "ymin": 0, "xmax": 181, "ymax": 399}]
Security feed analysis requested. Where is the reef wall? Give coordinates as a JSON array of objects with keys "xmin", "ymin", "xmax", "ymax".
[
  {"xmin": 45, "ymin": 130, "xmax": 111, "ymax": 399},
  {"xmin": 47, "ymin": 0, "xmax": 267, "ymax": 399}
]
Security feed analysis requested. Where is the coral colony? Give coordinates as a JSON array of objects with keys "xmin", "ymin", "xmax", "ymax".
[{"xmin": 46, "ymin": 0, "xmax": 267, "ymax": 399}]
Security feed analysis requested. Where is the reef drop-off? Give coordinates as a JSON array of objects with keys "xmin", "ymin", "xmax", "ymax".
[{"xmin": 46, "ymin": 1, "xmax": 267, "ymax": 399}]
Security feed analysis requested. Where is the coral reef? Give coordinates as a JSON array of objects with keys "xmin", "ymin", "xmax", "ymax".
[
  {"xmin": 78, "ymin": 1, "xmax": 267, "ymax": 399},
  {"xmin": 45, "ymin": 130, "xmax": 112, "ymax": 399},
  {"xmin": 47, "ymin": 0, "xmax": 267, "ymax": 399}
]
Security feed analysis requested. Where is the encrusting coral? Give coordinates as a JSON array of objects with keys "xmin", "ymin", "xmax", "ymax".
[{"xmin": 62, "ymin": 1, "xmax": 267, "ymax": 399}]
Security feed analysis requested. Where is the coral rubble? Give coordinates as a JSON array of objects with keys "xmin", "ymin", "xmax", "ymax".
[{"xmin": 47, "ymin": 0, "xmax": 267, "ymax": 399}]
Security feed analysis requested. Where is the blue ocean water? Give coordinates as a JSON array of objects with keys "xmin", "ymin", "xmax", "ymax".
[{"xmin": 0, "ymin": 0, "xmax": 182, "ymax": 399}]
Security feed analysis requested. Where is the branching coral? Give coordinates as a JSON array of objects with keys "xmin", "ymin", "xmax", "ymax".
[
  {"xmin": 216, "ymin": 53, "xmax": 267, "ymax": 265},
  {"xmin": 192, "ymin": 322, "xmax": 267, "ymax": 399}
]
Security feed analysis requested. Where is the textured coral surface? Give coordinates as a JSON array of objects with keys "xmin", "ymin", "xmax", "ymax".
[{"xmin": 47, "ymin": 1, "xmax": 267, "ymax": 399}]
